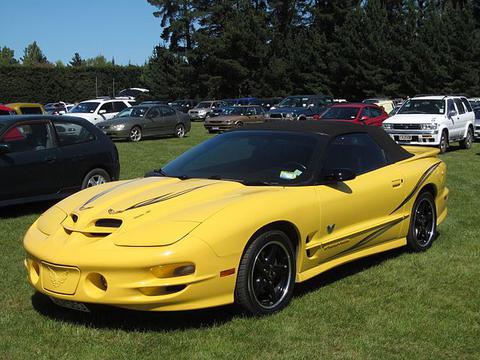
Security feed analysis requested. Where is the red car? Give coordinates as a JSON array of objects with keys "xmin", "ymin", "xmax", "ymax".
[
  {"xmin": 314, "ymin": 103, "xmax": 388, "ymax": 126},
  {"xmin": 0, "ymin": 105, "xmax": 14, "ymax": 116}
]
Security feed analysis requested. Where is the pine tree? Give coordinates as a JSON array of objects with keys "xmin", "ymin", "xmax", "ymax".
[
  {"xmin": 21, "ymin": 41, "xmax": 48, "ymax": 66},
  {"xmin": 69, "ymin": 52, "xmax": 84, "ymax": 67},
  {"xmin": 0, "ymin": 46, "xmax": 18, "ymax": 66}
]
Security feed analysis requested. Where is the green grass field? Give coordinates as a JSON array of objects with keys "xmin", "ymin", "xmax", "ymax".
[{"xmin": 1, "ymin": 123, "xmax": 479, "ymax": 359}]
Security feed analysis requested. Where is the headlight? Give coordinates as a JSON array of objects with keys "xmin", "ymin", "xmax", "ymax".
[
  {"xmin": 420, "ymin": 123, "xmax": 438, "ymax": 130},
  {"xmin": 383, "ymin": 123, "xmax": 393, "ymax": 130},
  {"xmin": 111, "ymin": 124, "xmax": 125, "ymax": 130}
]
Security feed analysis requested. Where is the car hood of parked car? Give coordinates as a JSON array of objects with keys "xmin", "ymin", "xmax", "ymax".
[
  {"xmin": 384, "ymin": 114, "xmax": 444, "ymax": 124},
  {"xmin": 43, "ymin": 177, "xmax": 277, "ymax": 247}
]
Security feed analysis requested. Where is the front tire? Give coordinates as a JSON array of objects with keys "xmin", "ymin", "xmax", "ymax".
[
  {"xmin": 174, "ymin": 123, "xmax": 186, "ymax": 138},
  {"xmin": 81, "ymin": 168, "xmax": 110, "ymax": 189},
  {"xmin": 439, "ymin": 130, "xmax": 448, "ymax": 153},
  {"xmin": 129, "ymin": 126, "xmax": 142, "ymax": 142},
  {"xmin": 459, "ymin": 127, "xmax": 473, "ymax": 149},
  {"xmin": 235, "ymin": 230, "xmax": 295, "ymax": 315},
  {"xmin": 406, "ymin": 191, "xmax": 437, "ymax": 252}
]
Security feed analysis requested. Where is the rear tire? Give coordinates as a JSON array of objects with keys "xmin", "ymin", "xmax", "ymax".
[
  {"xmin": 174, "ymin": 123, "xmax": 186, "ymax": 138},
  {"xmin": 235, "ymin": 230, "xmax": 295, "ymax": 315},
  {"xmin": 406, "ymin": 191, "xmax": 437, "ymax": 252},
  {"xmin": 235, "ymin": 121, "xmax": 244, "ymax": 128},
  {"xmin": 129, "ymin": 126, "xmax": 142, "ymax": 142},
  {"xmin": 459, "ymin": 127, "xmax": 473, "ymax": 149},
  {"xmin": 438, "ymin": 130, "xmax": 448, "ymax": 154},
  {"xmin": 81, "ymin": 168, "xmax": 110, "ymax": 189}
]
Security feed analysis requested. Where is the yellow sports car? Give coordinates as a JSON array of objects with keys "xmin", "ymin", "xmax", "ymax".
[{"xmin": 23, "ymin": 121, "xmax": 448, "ymax": 315}]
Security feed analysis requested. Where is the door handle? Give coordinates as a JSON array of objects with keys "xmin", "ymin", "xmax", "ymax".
[{"xmin": 392, "ymin": 179, "xmax": 403, "ymax": 188}]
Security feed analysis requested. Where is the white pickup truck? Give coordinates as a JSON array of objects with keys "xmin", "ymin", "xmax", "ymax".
[{"xmin": 382, "ymin": 95, "xmax": 474, "ymax": 153}]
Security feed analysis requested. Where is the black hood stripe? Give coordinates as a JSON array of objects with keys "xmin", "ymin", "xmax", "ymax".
[
  {"xmin": 79, "ymin": 180, "xmax": 137, "ymax": 211},
  {"xmin": 390, "ymin": 162, "xmax": 441, "ymax": 215}
]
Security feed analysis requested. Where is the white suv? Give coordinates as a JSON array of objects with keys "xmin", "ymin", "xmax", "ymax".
[
  {"xmin": 382, "ymin": 96, "xmax": 474, "ymax": 153},
  {"xmin": 68, "ymin": 99, "xmax": 133, "ymax": 124}
]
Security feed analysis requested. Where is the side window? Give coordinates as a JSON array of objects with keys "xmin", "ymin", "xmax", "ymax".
[
  {"xmin": 323, "ymin": 133, "xmax": 388, "ymax": 176},
  {"xmin": 369, "ymin": 107, "xmax": 383, "ymax": 117},
  {"xmin": 447, "ymin": 99, "xmax": 455, "ymax": 113},
  {"xmin": 454, "ymin": 99, "xmax": 465, "ymax": 114},
  {"xmin": 461, "ymin": 98, "xmax": 473, "ymax": 112},
  {"xmin": 147, "ymin": 107, "xmax": 161, "ymax": 118},
  {"xmin": 113, "ymin": 101, "xmax": 128, "ymax": 112},
  {"xmin": 99, "ymin": 102, "xmax": 114, "ymax": 114},
  {"xmin": 160, "ymin": 106, "xmax": 176, "ymax": 116},
  {"xmin": 54, "ymin": 122, "xmax": 95, "ymax": 146},
  {"xmin": 1, "ymin": 123, "xmax": 55, "ymax": 153},
  {"xmin": 360, "ymin": 107, "xmax": 371, "ymax": 118}
]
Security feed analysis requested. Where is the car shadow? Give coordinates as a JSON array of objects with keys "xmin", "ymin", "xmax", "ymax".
[
  {"xmin": 31, "ymin": 246, "xmax": 410, "ymax": 331},
  {"xmin": 0, "ymin": 201, "xmax": 55, "ymax": 219}
]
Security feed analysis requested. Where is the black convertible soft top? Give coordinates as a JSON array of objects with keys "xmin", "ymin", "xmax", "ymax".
[{"xmin": 239, "ymin": 120, "xmax": 413, "ymax": 163}]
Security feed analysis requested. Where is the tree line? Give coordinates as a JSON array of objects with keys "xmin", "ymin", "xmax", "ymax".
[{"xmin": 1, "ymin": 0, "xmax": 480, "ymax": 103}]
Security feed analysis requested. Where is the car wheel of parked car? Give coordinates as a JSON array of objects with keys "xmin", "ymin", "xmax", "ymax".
[
  {"xmin": 406, "ymin": 191, "xmax": 437, "ymax": 252},
  {"xmin": 439, "ymin": 130, "xmax": 448, "ymax": 153},
  {"xmin": 459, "ymin": 126, "xmax": 473, "ymax": 149},
  {"xmin": 174, "ymin": 124, "xmax": 186, "ymax": 138},
  {"xmin": 235, "ymin": 230, "xmax": 295, "ymax": 315},
  {"xmin": 129, "ymin": 126, "xmax": 142, "ymax": 142},
  {"xmin": 235, "ymin": 121, "xmax": 244, "ymax": 128},
  {"xmin": 81, "ymin": 168, "xmax": 111, "ymax": 189}
]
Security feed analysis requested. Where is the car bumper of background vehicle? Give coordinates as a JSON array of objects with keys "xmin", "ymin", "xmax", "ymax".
[
  {"xmin": 204, "ymin": 124, "xmax": 234, "ymax": 132},
  {"xmin": 23, "ymin": 227, "xmax": 238, "ymax": 311},
  {"xmin": 103, "ymin": 129, "xmax": 131, "ymax": 139},
  {"xmin": 385, "ymin": 130, "xmax": 440, "ymax": 145}
]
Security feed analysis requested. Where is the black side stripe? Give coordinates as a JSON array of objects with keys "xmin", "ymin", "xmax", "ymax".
[
  {"xmin": 79, "ymin": 180, "xmax": 136, "ymax": 211},
  {"xmin": 390, "ymin": 162, "xmax": 441, "ymax": 215}
]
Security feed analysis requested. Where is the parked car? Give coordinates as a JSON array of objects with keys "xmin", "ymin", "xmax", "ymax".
[
  {"xmin": 209, "ymin": 106, "xmax": 236, "ymax": 117},
  {"xmin": 204, "ymin": 105, "xmax": 266, "ymax": 132},
  {"xmin": 0, "ymin": 115, "xmax": 119, "ymax": 207},
  {"xmin": 250, "ymin": 98, "xmax": 283, "ymax": 111},
  {"xmin": 383, "ymin": 95, "xmax": 474, "ymax": 153},
  {"xmin": 267, "ymin": 95, "xmax": 333, "ymax": 120},
  {"xmin": 169, "ymin": 99, "xmax": 198, "ymax": 113},
  {"xmin": 473, "ymin": 107, "xmax": 480, "ymax": 139},
  {"xmin": 44, "ymin": 102, "xmax": 75, "ymax": 115},
  {"xmin": 23, "ymin": 121, "xmax": 448, "ymax": 315},
  {"xmin": 0, "ymin": 105, "xmax": 14, "ymax": 116},
  {"xmin": 97, "ymin": 104, "xmax": 191, "ymax": 141},
  {"xmin": 6, "ymin": 103, "xmax": 45, "ymax": 115},
  {"xmin": 362, "ymin": 98, "xmax": 395, "ymax": 114},
  {"xmin": 69, "ymin": 99, "xmax": 132, "ymax": 124},
  {"xmin": 315, "ymin": 103, "xmax": 388, "ymax": 126},
  {"xmin": 188, "ymin": 100, "xmax": 227, "ymax": 121}
]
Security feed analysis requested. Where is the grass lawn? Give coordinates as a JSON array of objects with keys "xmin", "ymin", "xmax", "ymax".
[{"xmin": 0, "ymin": 123, "xmax": 479, "ymax": 359}]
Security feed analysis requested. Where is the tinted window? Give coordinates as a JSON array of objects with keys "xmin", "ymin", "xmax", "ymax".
[
  {"xmin": 360, "ymin": 107, "xmax": 371, "ymax": 118},
  {"xmin": 447, "ymin": 99, "xmax": 455, "ymax": 113},
  {"xmin": 369, "ymin": 107, "xmax": 383, "ymax": 117},
  {"xmin": 99, "ymin": 102, "xmax": 114, "ymax": 114},
  {"xmin": 454, "ymin": 99, "xmax": 465, "ymax": 114},
  {"xmin": 20, "ymin": 107, "xmax": 43, "ymax": 115},
  {"xmin": 323, "ymin": 133, "xmax": 388, "ymax": 175},
  {"xmin": 148, "ymin": 107, "xmax": 161, "ymax": 118},
  {"xmin": 461, "ymin": 98, "xmax": 473, "ymax": 112},
  {"xmin": 163, "ymin": 131, "xmax": 322, "ymax": 184},
  {"xmin": 54, "ymin": 121, "xmax": 95, "ymax": 146},
  {"xmin": 322, "ymin": 107, "xmax": 359, "ymax": 120},
  {"xmin": 398, "ymin": 99, "xmax": 445, "ymax": 114},
  {"xmin": 71, "ymin": 102, "xmax": 100, "ymax": 113},
  {"xmin": 113, "ymin": 101, "xmax": 128, "ymax": 112},
  {"xmin": 160, "ymin": 106, "xmax": 176, "ymax": 116},
  {"xmin": 1, "ymin": 123, "xmax": 54, "ymax": 153}
]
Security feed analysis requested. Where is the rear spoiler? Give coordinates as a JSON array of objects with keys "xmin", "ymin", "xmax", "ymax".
[{"xmin": 402, "ymin": 146, "xmax": 440, "ymax": 160}]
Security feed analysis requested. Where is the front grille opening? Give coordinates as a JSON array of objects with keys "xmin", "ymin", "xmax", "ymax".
[
  {"xmin": 95, "ymin": 219, "xmax": 122, "ymax": 228},
  {"xmin": 71, "ymin": 214, "xmax": 78, "ymax": 223},
  {"xmin": 86, "ymin": 232, "xmax": 111, "ymax": 238}
]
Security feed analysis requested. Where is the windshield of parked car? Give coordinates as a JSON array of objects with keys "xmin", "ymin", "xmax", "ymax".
[
  {"xmin": 70, "ymin": 102, "xmax": 100, "ymax": 113},
  {"xmin": 115, "ymin": 106, "xmax": 148, "ymax": 118},
  {"xmin": 278, "ymin": 97, "xmax": 314, "ymax": 108},
  {"xmin": 225, "ymin": 107, "xmax": 256, "ymax": 115},
  {"xmin": 321, "ymin": 107, "xmax": 359, "ymax": 120},
  {"xmin": 398, "ymin": 99, "xmax": 445, "ymax": 114},
  {"xmin": 196, "ymin": 102, "xmax": 212, "ymax": 109},
  {"xmin": 162, "ymin": 131, "xmax": 323, "ymax": 185}
]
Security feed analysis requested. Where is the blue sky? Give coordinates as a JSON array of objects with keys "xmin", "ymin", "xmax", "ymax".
[{"xmin": 0, "ymin": 0, "xmax": 162, "ymax": 65}]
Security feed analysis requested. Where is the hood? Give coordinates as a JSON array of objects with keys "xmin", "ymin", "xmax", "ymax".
[
  {"xmin": 54, "ymin": 177, "xmax": 275, "ymax": 247},
  {"xmin": 385, "ymin": 113, "xmax": 443, "ymax": 124}
]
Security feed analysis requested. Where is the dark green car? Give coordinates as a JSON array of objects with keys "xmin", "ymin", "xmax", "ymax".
[{"xmin": 97, "ymin": 104, "xmax": 191, "ymax": 142}]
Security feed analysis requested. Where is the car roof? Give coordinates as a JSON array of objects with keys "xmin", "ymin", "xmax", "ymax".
[
  {"xmin": 412, "ymin": 95, "xmax": 465, "ymax": 100},
  {"xmin": 237, "ymin": 120, "xmax": 413, "ymax": 163},
  {"xmin": 6, "ymin": 103, "xmax": 43, "ymax": 107}
]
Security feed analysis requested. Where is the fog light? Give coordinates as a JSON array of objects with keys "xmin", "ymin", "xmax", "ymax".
[
  {"xmin": 85, "ymin": 273, "xmax": 108, "ymax": 298},
  {"xmin": 151, "ymin": 263, "xmax": 195, "ymax": 278}
]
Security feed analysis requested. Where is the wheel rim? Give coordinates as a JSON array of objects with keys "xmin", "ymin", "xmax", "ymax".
[
  {"xmin": 176, "ymin": 125, "xmax": 185, "ymax": 137},
  {"xmin": 250, "ymin": 240, "xmax": 292, "ymax": 310},
  {"xmin": 466, "ymin": 129, "xmax": 472, "ymax": 147},
  {"xmin": 440, "ymin": 134, "xmax": 447, "ymax": 152},
  {"xmin": 413, "ymin": 198, "xmax": 435, "ymax": 246},
  {"xmin": 130, "ymin": 128, "xmax": 141, "ymax": 141},
  {"xmin": 86, "ymin": 174, "xmax": 106, "ymax": 188}
]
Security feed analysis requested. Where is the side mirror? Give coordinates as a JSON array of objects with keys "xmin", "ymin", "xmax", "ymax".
[
  {"xmin": 98, "ymin": 109, "xmax": 107, "ymax": 115},
  {"xmin": 323, "ymin": 168, "xmax": 356, "ymax": 183},
  {"xmin": 0, "ymin": 143, "xmax": 11, "ymax": 155},
  {"xmin": 360, "ymin": 116, "xmax": 369, "ymax": 121},
  {"xmin": 448, "ymin": 110, "xmax": 457, "ymax": 118}
]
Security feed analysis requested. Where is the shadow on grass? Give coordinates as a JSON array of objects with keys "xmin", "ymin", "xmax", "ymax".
[
  {"xmin": 31, "ymin": 245, "xmax": 414, "ymax": 331},
  {"xmin": 0, "ymin": 201, "xmax": 55, "ymax": 219}
]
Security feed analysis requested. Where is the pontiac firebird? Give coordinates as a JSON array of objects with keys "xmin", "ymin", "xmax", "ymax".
[{"xmin": 23, "ymin": 121, "xmax": 448, "ymax": 315}]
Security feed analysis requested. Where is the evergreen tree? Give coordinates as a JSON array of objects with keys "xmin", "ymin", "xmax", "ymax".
[
  {"xmin": 69, "ymin": 52, "xmax": 84, "ymax": 67},
  {"xmin": 0, "ymin": 46, "xmax": 18, "ymax": 66},
  {"xmin": 21, "ymin": 41, "xmax": 48, "ymax": 66}
]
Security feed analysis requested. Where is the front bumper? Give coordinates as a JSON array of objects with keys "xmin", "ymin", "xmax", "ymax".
[
  {"xmin": 384, "ymin": 129, "xmax": 440, "ymax": 146},
  {"xmin": 189, "ymin": 113, "xmax": 207, "ymax": 121},
  {"xmin": 23, "ymin": 224, "xmax": 238, "ymax": 311},
  {"xmin": 204, "ymin": 122, "xmax": 234, "ymax": 132}
]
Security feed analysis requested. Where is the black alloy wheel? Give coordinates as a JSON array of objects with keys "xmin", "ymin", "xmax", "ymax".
[
  {"xmin": 407, "ymin": 191, "xmax": 437, "ymax": 251},
  {"xmin": 235, "ymin": 230, "xmax": 295, "ymax": 315}
]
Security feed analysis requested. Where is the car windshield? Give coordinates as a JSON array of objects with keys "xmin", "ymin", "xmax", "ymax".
[
  {"xmin": 278, "ymin": 97, "xmax": 313, "ymax": 108},
  {"xmin": 115, "ymin": 106, "xmax": 148, "ymax": 118},
  {"xmin": 227, "ymin": 107, "xmax": 255, "ymax": 115},
  {"xmin": 162, "ymin": 131, "xmax": 323, "ymax": 185},
  {"xmin": 398, "ymin": 99, "xmax": 445, "ymax": 114},
  {"xmin": 196, "ymin": 102, "xmax": 212, "ymax": 109},
  {"xmin": 321, "ymin": 107, "xmax": 359, "ymax": 120},
  {"xmin": 70, "ymin": 102, "xmax": 100, "ymax": 113},
  {"xmin": 363, "ymin": 99, "xmax": 380, "ymax": 104}
]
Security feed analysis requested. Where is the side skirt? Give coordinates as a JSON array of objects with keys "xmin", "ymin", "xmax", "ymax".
[{"xmin": 296, "ymin": 237, "xmax": 407, "ymax": 283}]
